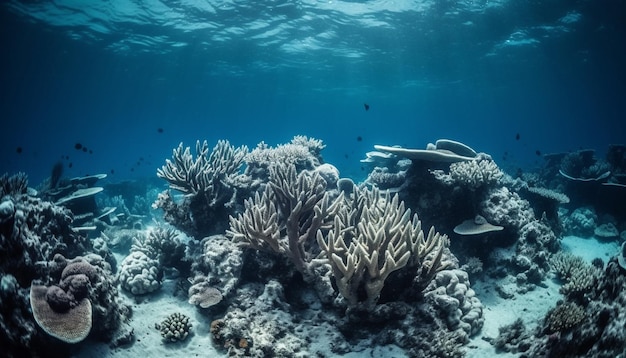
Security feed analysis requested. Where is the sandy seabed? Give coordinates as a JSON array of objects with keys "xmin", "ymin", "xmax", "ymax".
[{"xmin": 72, "ymin": 236, "xmax": 618, "ymax": 358}]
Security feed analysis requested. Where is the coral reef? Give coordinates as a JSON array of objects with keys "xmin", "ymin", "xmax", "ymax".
[
  {"xmin": 187, "ymin": 279, "xmax": 223, "ymax": 308},
  {"xmin": 0, "ymin": 191, "xmax": 91, "ymax": 287},
  {"xmin": 593, "ymin": 222, "xmax": 619, "ymax": 240},
  {"xmin": 524, "ymin": 253, "xmax": 626, "ymax": 357},
  {"xmin": 0, "ymin": 273, "xmax": 39, "ymax": 357},
  {"xmin": 545, "ymin": 301, "xmax": 586, "ymax": 332},
  {"xmin": 30, "ymin": 284, "xmax": 93, "ymax": 344},
  {"xmin": 550, "ymin": 252, "xmax": 601, "ymax": 297}
]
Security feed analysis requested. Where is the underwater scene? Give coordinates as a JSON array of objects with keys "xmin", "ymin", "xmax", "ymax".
[{"xmin": 1, "ymin": 0, "xmax": 625, "ymax": 357}]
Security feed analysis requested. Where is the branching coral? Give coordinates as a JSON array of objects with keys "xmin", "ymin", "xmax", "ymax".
[
  {"xmin": 244, "ymin": 136, "xmax": 325, "ymax": 180},
  {"xmin": 317, "ymin": 187, "xmax": 451, "ymax": 308},
  {"xmin": 448, "ymin": 157, "xmax": 503, "ymax": 190},
  {"xmin": 546, "ymin": 302, "xmax": 585, "ymax": 332},
  {"xmin": 550, "ymin": 252, "xmax": 600, "ymax": 296},
  {"xmin": 154, "ymin": 140, "xmax": 251, "ymax": 238},
  {"xmin": 227, "ymin": 164, "xmax": 340, "ymax": 273},
  {"xmin": 0, "ymin": 172, "xmax": 28, "ymax": 197},
  {"xmin": 156, "ymin": 312, "xmax": 192, "ymax": 342},
  {"xmin": 157, "ymin": 140, "xmax": 248, "ymax": 195}
]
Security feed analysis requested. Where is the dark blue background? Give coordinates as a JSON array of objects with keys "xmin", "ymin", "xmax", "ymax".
[{"xmin": 1, "ymin": 1, "xmax": 624, "ymax": 184}]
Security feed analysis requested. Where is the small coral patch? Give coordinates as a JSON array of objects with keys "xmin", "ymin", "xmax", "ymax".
[{"xmin": 155, "ymin": 312, "xmax": 192, "ymax": 343}]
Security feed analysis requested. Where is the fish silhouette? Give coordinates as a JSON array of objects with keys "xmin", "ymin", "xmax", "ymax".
[{"xmin": 364, "ymin": 103, "xmax": 370, "ymax": 111}]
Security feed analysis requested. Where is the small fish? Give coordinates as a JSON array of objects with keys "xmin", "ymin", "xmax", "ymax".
[
  {"xmin": 75, "ymin": 143, "xmax": 83, "ymax": 150},
  {"xmin": 356, "ymin": 136, "xmax": 363, "ymax": 142},
  {"xmin": 16, "ymin": 146, "xmax": 23, "ymax": 154},
  {"xmin": 515, "ymin": 133, "xmax": 520, "ymax": 140},
  {"xmin": 364, "ymin": 103, "xmax": 370, "ymax": 111},
  {"xmin": 157, "ymin": 128, "xmax": 164, "ymax": 133},
  {"xmin": 535, "ymin": 150, "xmax": 541, "ymax": 156}
]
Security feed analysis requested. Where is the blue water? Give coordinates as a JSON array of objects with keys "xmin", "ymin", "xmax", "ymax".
[{"xmin": 1, "ymin": 0, "xmax": 625, "ymax": 184}]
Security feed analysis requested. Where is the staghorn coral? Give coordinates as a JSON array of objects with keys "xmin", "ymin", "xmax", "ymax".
[
  {"xmin": 227, "ymin": 163, "xmax": 340, "ymax": 274},
  {"xmin": 157, "ymin": 140, "xmax": 248, "ymax": 195},
  {"xmin": 154, "ymin": 140, "xmax": 251, "ymax": 239},
  {"xmin": 290, "ymin": 135, "xmax": 326, "ymax": 157},
  {"xmin": 317, "ymin": 187, "xmax": 451, "ymax": 308}
]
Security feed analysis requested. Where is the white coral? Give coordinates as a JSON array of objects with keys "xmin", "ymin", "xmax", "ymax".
[
  {"xmin": 119, "ymin": 251, "xmax": 162, "ymax": 295},
  {"xmin": 449, "ymin": 159, "xmax": 503, "ymax": 190},
  {"xmin": 423, "ymin": 269, "xmax": 484, "ymax": 339}
]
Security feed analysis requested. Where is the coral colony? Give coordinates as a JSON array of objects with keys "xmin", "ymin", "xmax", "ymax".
[{"xmin": 1, "ymin": 136, "xmax": 626, "ymax": 357}]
